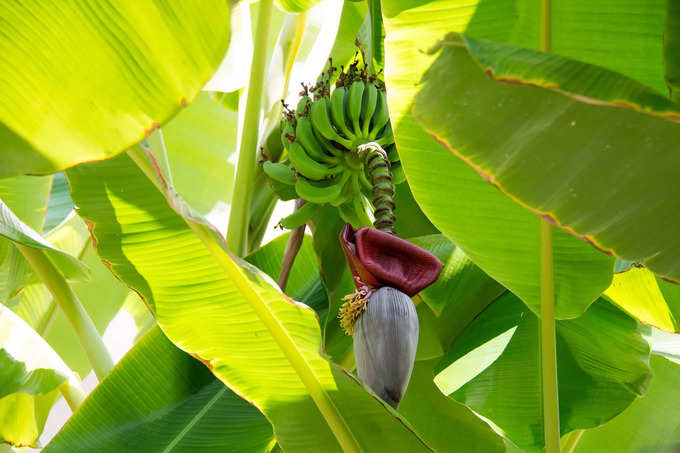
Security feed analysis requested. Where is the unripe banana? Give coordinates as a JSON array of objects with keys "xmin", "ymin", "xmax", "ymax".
[
  {"xmin": 279, "ymin": 201, "xmax": 316, "ymax": 229},
  {"xmin": 296, "ymin": 95, "xmax": 312, "ymax": 116},
  {"xmin": 263, "ymin": 161, "xmax": 296, "ymax": 186},
  {"xmin": 330, "ymin": 86, "xmax": 355, "ymax": 140},
  {"xmin": 280, "ymin": 119, "xmax": 296, "ymax": 151},
  {"xmin": 330, "ymin": 172, "xmax": 361, "ymax": 207},
  {"xmin": 376, "ymin": 123, "xmax": 394, "ymax": 147},
  {"xmin": 353, "ymin": 286, "xmax": 418, "ymax": 409},
  {"xmin": 288, "ymin": 142, "xmax": 340, "ymax": 181},
  {"xmin": 295, "ymin": 116, "xmax": 340, "ymax": 164},
  {"xmin": 295, "ymin": 176, "xmax": 344, "ymax": 204},
  {"xmin": 360, "ymin": 83, "xmax": 379, "ymax": 138},
  {"xmin": 347, "ymin": 81, "xmax": 365, "ymax": 136},
  {"xmin": 310, "ymin": 98, "xmax": 353, "ymax": 149},
  {"xmin": 338, "ymin": 192, "xmax": 371, "ymax": 227},
  {"xmin": 369, "ymin": 90, "xmax": 390, "ymax": 138}
]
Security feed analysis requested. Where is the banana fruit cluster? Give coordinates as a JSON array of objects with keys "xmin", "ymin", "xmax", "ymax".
[{"xmin": 263, "ymin": 64, "xmax": 405, "ymax": 229}]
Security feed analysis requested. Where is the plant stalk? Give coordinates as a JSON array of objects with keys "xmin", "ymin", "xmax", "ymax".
[
  {"xmin": 59, "ymin": 381, "xmax": 86, "ymax": 411},
  {"xmin": 277, "ymin": 199, "xmax": 306, "ymax": 290},
  {"xmin": 540, "ymin": 1, "xmax": 559, "ymax": 451},
  {"xmin": 16, "ymin": 244, "xmax": 113, "ymax": 381},
  {"xmin": 358, "ymin": 142, "xmax": 396, "ymax": 234},
  {"xmin": 540, "ymin": 218, "xmax": 560, "ymax": 453},
  {"xmin": 227, "ymin": 0, "xmax": 275, "ymax": 256}
]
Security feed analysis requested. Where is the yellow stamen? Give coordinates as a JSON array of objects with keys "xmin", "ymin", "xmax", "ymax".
[{"xmin": 338, "ymin": 287, "xmax": 372, "ymax": 335}]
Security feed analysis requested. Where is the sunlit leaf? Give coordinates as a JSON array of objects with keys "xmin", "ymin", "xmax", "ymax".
[
  {"xmin": 604, "ymin": 267, "xmax": 680, "ymax": 332},
  {"xmin": 413, "ymin": 33, "xmax": 680, "ymax": 283},
  {"xmin": 0, "ymin": 305, "xmax": 80, "ymax": 447},
  {"xmin": 383, "ymin": 2, "xmax": 614, "ymax": 319},
  {"xmin": 0, "ymin": 1, "xmax": 231, "ymax": 178},
  {"xmin": 45, "ymin": 327, "xmax": 273, "ymax": 453},
  {"xmin": 67, "ymin": 153, "xmax": 433, "ymax": 452}
]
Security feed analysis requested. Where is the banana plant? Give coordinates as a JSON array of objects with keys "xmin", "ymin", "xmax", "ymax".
[{"xmin": 2, "ymin": 0, "xmax": 680, "ymax": 452}]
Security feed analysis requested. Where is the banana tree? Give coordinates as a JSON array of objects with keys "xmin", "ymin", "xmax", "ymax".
[{"xmin": 2, "ymin": 0, "xmax": 680, "ymax": 452}]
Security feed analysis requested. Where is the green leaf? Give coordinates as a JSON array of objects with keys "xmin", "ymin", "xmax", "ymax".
[
  {"xmin": 0, "ymin": 2, "xmax": 231, "ymax": 178},
  {"xmin": 45, "ymin": 326, "xmax": 274, "ymax": 453},
  {"xmin": 67, "ymin": 153, "xmax": 433, "ymax": 452},
  {"xmin": 144, "ymin": 93, "xmax": 239, "ymax": 236},
  {"xmin": 44, "ymin": 174, "xmax": 75, "ymax": 233},
  {"xmin": 309, "ymin": 204, "xmax": 356, "ymax": 363},
  {"xmin": 0, "ymin": 350, "xmax": 65, "ymax": 399},
  {"xmin": 246, "ymin": 232, "xmax": 329, "ymax": 316},
  {"xmin": 409, "ymin": 235, "xmax": 504, "ymax": 318},
  {"xmin": 399, "ymin": 358, "xmax": 507, "ymax": 453},
  {"xmin": 275, "ymin": 0, "xmax": 324, "ymax": 15},
  {"xmin": 604, "ymin": 267, "xmax": 680, "ymax": 333},
  {"xmin": 413, "ymin": 33, "xmax": 680, "ymax": 284},
  {"xmin": 664, "ymin": 0, "xmax": 680, "ymax": 101},
  {"xmin": 0, "ymin": 199, "xmax": 88, "ymax": 282},
  {"xmin": 0, "ymin": 305, "xmax": 79, "ymax": 447},
  {"xmin": 383, "ymin": 9, "xmax": 614, "ymax": 319},
  {"xmin": 382, "ymin": 0, "xmax": 667, "ymax": 93},
  {"xmin": 574, "ymin": 355, "xmax": 680, "ymax": 453},
  {"xmin": 437, "ymin": 295, "xmax": 652, "ymax": 453}
]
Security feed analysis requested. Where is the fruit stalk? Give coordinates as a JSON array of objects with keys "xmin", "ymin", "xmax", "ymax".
[{"xmin": 357, "ymin": 142, "xmax": 396, "ymax": 234}]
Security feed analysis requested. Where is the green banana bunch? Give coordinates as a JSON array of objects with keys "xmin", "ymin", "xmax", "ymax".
[{"xmin": 263, "ymin": 56, "xmax": 404, "ymax": 230}]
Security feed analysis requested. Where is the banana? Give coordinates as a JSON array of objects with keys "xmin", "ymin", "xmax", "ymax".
[
  {"xmin": 295, "ymin": 176, "xmax": 344, "ymax": 204},
  {"xmin": 360, "ymin": 83, "xmax": 379, "ymax": 138},
  {"xmin": 310, "ymin": 98, "xmax": 353, "ymax": 149},
  {"xmin": 280, "ymin": 118, "xmax": 296, "ymax": 150},
  {"xmin": 330, "ymin": 172, "xmax": 357, "ymax": 207},
  {"xmin": 338, "ymin": 193, "xmax": 372, "ymax": 228},
  {"xmin": 296, "ymin": 95, "xmax": 312, "ymax": 116},
  {"xmin": 347, "ymin": 81, "xmax": 365, "ymax": 136},
  {"xmin": 312, "ymin": 125, "xmax": 343, "ymax": 157},
  {"xmin": 376, "ymin": 123, "xmax": 394, "ymax": 147},
  {"xmin": 279, "ymin": 202, "xmax": 316, "ymax": 229},
  {"xmin": 295, "ymin": 116, "xmax": 340, "ymax": 164},
  {"xmin": 288, "ymin": 141, "xmax": 341, "ymax": 180},
  {"xmin": 359, "ymin": 169, "xmax": 372, "ymax": 192},
  {"xmin": 263, "ymin": 161, "xmax": 296, "ymax": 186},
  {"xmin": 330, "ymin": 86, "xmax": 355, "ymax": 140},
  {"xmin": 369, "ymin": 90, "xmax": 390, "ymax": 138}
]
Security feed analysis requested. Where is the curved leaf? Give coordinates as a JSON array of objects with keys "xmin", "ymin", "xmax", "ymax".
[
  {"xmin": 45, "ymin": 327, "xmax": 273, "ymax": 453},
  {"xmin": 604, "ymin": 267, "xmax": 680, "ymax": 333},
  {"xmin": 0, "ymin": 1, "xmax": 230, "ymax": 178},
  {"xmin": 399, "ymin": 358, "xmax": 507, "ymax": 453},
  {"xmin": 144, "ymin": 91, "xmax": 239, "ymax": 236},
  {"xmin": 413, "ymin": 33, "xmax": 680, "ymax": 282},
  {"xmin": 383, "ymin": 4, "xmax": 614, "ymax": 319},
  {"xmin": 0, "ymin": 305, "xmax": 79, "ymax": 447},
  {"xmin": 0, "ymin": 200, "xmax": 88, "ymax": 282},
  {"xmin": 437, "ymin": 295, "xmax": 652, "ymax": 453},
  {"xmin": 575, "ymin": 355, "xmax": 680, "ymax": 453},
  {"xmin": 44, "ymin": 174, "xmax": 74, "ymax": 233},
  {"xmin": 0, "ymin": 350, "xmax": 65, "ymax": 400},
  {"xmin": 67, "ymin": 153, "xmax": 432, "ymax": 452}
]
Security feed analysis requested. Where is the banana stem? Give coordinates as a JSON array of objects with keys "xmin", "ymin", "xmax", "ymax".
[
  {"xmin": 357, "ymin": 142, "xmax": 396, "ymax": 234},
  {"xmin": 227, "ymin": 0, "xmax": 274, "ymax": 256},
  {"xmin": 17, "ymin": 244, "xmax": 114, "ymax": 381},
  {"xmin": 277, "ymin": 199, "xmax": 306, "ymax": 290}
]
